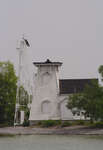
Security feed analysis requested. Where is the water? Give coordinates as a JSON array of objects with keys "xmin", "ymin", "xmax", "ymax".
[{"xmin": 0, "ymin": 135, "xmax": 103, "ymax": 150}]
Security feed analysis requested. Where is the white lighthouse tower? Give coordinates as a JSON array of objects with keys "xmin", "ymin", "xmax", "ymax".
[{"xmin": 29, "ymin": 59, "xmax": 62, "ymax": 124}]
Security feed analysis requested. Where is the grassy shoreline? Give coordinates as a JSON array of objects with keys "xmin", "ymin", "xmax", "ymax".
[{"xmin": 0, "ymin": 120, "xmax": 103, "ymax": 136}]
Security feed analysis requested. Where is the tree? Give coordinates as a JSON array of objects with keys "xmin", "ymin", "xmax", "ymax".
[
  {"xmin": 19, "ymin": 86, "xmax": 29, "ymax": 107},
  {"xmin": 99, "ymin": 65, "xmax": 103, "ymax": 81},
  {"xmin": 67, "ymin": 80, "xmax": 103, "ymax": 122},
  {"xmin": 19, "ymin": 86, "xmax": 30, "ymax": 120},
  {"xmin": 0, "ymin": 61, "xmax": 17, "ymax": 125}
]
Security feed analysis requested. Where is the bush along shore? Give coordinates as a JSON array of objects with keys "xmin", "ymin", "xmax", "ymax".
[
  {"xmin": 28, "ymin": 120, "xmax": 103, "ymax": 128},
  {"xmin": 1, "ymin": 120, "xmax": 103, "ymax": 128},
  {"xmin": 1, "ymin": 120, "xmax": 103, "ymax": 135}
]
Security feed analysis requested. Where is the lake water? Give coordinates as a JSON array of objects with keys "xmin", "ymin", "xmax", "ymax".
[{"xmin": 0, "ymin": 135, "xmax": 103, "ymax": 150}]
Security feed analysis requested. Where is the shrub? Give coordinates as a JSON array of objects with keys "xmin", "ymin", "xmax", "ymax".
[
  {"xmin": 61, "ymin": 121, "xmax": 72, "ymax": 127},
  {"xmin": 40, "ymin": 120, "xmax": 61, "ymax": 128},
  {"xmin": 0, "ymin": 123, "xmax": 10, "ymax": 128},
  {"xmin": 76, "ymin": 120, "xmax": 85, "ymax": 125},
  {"xmin": 37, "ymin": 121, "xmax": 42, "ymax": 126},
  {"xmin": 23, "ymin": 120, "xmax": 29, "ymax": 127},
  {"xmin": 92, "ymin": 122, "xmax": 103, "ymax": 128}
]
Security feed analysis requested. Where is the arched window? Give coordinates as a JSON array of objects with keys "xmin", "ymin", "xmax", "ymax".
[{"xmin": 41, "ymin": 100, "xmax": 51, "ymax": 114}]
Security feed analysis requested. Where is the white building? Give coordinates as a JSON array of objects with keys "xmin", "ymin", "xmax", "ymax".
[{"xmin": 29, "ymin": 59, "xmax": 96, "ymax": 124}]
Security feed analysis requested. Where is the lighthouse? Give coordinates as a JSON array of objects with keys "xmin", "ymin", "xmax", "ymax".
[{"xmin": 29, "ymin": 59, "xmax": 62, "ymax": 124}]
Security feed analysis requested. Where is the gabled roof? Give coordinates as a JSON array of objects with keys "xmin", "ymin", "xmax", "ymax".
[{"xmin": 59, "ymin": 79, "xmax": 98, "ymax": 94}]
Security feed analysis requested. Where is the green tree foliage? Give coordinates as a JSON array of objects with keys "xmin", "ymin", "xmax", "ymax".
[
  {"xmin": 0, "ymin": 61, "xmax": 17, "ymax": 125},
  {"xmin": 17, "ymin": 86, "xmax": 31, "ymax": 126},
  {"xmin": 18, "ymin": 86, "xmax": 30, "ymax": 121},
  {"xmin": 19, "ymin": 86, "xmax": 29, "ymax": 108},
  {"xmin": 99, "ymin": 65, "xmax": 103, "ymax": 80},
  {"xmin": 67, "ymin": 80, "xmax": 103, "ymax": 122}
]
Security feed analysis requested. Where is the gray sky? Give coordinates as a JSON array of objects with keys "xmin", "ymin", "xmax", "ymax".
[{"xmin": 0, "ymin": 0, "xmax": 103, "ymax": 79}]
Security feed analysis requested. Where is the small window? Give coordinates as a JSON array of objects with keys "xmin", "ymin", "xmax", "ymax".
[{"xmin": 41, "ymin": 100, "xmax": 51, "ymax": 114}]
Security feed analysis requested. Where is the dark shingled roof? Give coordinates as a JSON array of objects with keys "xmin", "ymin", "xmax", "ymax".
[
  {"xmin": 59, "ymin": 79, "xmax": 98, "ymax": 94},
  {"xmin": 33, "ymin": 59, "xmax": 62, "ymax": 66}
]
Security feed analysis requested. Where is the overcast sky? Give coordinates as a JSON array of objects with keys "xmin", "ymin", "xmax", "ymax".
[{"xmin": 0, "ymin": 0, "xmax": 103, "ymax": 79}]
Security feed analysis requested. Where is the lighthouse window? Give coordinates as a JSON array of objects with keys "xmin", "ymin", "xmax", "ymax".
[{"xmin": 41, "ymin": 100, "xmax": 51, "ymax": 114}]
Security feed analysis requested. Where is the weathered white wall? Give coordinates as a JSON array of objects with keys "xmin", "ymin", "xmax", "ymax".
[
  {"xmin": 29, "ymin": 65, "xmax": 61, "ymax": 121},
  {"xmin": 29, "ymin": 64, "xmax": 74, "ymax": 122}
]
